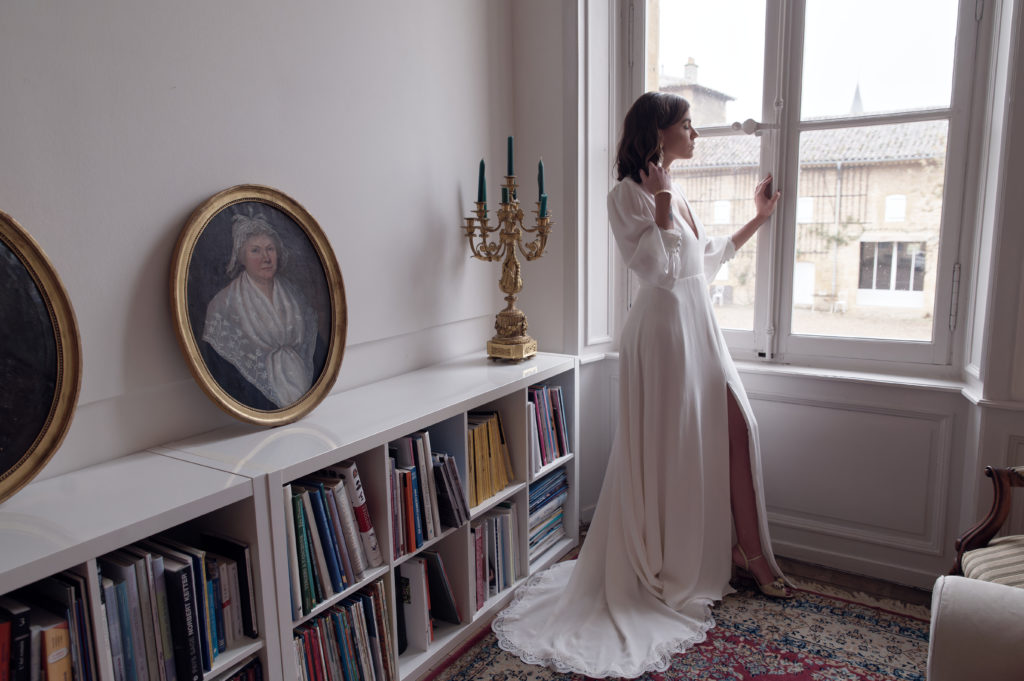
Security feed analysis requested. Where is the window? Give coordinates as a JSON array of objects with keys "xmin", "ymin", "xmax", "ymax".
[
  {"xmin": 796, "ymin": 197, "xmax": 815, "ymax": 224},
  {"xmin": 637, "ymin": 0, "xmax": 975, "ymax": 364},
  {"xmin": 859, "ymin": 241, "xmax": 926, "ymax": 292},
  {"xmin": 885, "ymin": 195, "xmax": 907, "ymax": 222},
  {"xmin": 713, "ymin": 200, "xmax": 732, "ymax": 224}
]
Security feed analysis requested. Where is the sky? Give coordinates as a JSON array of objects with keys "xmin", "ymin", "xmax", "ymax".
[{"xmin": 656, "ymin": 0, "xmax": 959, "ymax": 123}]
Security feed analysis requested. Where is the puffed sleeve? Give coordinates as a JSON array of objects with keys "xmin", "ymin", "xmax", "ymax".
[
  {"xmin": 703, "ymin": 234, "xmax": 736, "ymax": 284},
  {"xmin": 607, "ymin": 181, "xmax": 682, "ymax": 288}
]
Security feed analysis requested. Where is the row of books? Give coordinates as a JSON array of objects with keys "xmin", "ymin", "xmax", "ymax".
[
  {"xmin": 284, "ymin": 461, "xmax": 386, "ymax": 619},
  {"xmin": 470, "ymin": 502, "xmax": 519, "ymax": 613},
  {"xmin": 466, "ymin": 411, "xmax": 515, "ymax": 508},
  {"xmin": 292, "ymin": 580, "xmax": 393, "ymax": 681},
  {"xmin": 98, "ymin": 532, "xmax": 259, "ymax": 681},
  {"xmin": 387, "ymin": 433, "xmax": 469, "ymax": 559},
  {"xmin": 528, "ymin": 385, "xmax": 571, "ymax": 473},
  {"xmin": 1, "ymin": 571, "xmax": 91, "ymax": 681},
  {"xmin": 528, "ymin": 469, "xmax": 569, "ymax": 563},
  {"xmin": 395, "ymin": 551, "xmax": 461, "ymax": 656}
]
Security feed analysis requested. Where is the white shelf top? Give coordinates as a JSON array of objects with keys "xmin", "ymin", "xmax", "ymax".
[
  {"xmin": 0, "ymin": 451, "xmax": 251, "ymax": 594},
  {"xmin": 157, "ymin": 352, "xmax": 576, "ymax": 482}
]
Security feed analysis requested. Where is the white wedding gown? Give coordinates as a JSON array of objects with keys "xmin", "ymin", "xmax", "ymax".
[{"xmin": 492, "ymin": 179, "xmax": 785, "ymax": 678}]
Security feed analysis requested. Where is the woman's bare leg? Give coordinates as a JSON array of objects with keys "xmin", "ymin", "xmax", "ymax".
[{"xmin": 727, "ymin": 390, "xmax": 776, "ymax": 586}]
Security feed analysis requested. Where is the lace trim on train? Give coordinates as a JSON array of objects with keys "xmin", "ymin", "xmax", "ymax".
[{"xmin": 491, "ymin": 561, "xmax": 717, "ymax": 679}]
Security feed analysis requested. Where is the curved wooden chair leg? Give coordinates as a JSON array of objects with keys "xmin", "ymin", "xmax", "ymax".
[{"xmin": 952, "ymin": 466, "xmax": 1024, "ymax": 575}]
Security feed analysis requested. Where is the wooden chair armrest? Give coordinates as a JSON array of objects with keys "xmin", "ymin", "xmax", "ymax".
[{"xmin": 951, "ymin": 466, "xmax": 1023, "ymax": 575}]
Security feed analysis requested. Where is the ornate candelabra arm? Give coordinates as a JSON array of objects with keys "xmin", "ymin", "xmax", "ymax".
[
  {"xmin": 464, "ymin": 201, "xmax": 504, "ymax": 261},
  {"xmin": 517, "ymin": 207, "xmax": 553, "ymax": 261}
]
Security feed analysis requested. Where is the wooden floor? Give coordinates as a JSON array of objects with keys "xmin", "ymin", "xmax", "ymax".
[{"xmin": 775, "ymin": 556, "xmax": 933, "ymax": 606}]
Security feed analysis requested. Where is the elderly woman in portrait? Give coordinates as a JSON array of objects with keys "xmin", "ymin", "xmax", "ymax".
[{"xmin": 201, "ymin": 210, "xmax": 323, "ymax": 410}]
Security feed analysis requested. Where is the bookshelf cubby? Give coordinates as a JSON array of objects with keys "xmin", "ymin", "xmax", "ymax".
[{"xmin": 0, "ymin": 352, "xmax": 578, "ymax": 681}]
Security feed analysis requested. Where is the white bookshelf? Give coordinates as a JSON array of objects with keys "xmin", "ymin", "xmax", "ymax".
[
  {"xmin": 157, "ymin": 351, "xmax": 580, "ymax": 681},
  {"xmin": 0, "ymin": 451, "xmax": 280, "ymax": 680},
  {"xmin": 0, "ymin": 351, "xmax": 579, "ymax": 681}
]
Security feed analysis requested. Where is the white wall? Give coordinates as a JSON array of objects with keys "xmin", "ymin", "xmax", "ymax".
[{"xmin": 0, "ymin": 1, "xmax": 553, "ymax": 479}]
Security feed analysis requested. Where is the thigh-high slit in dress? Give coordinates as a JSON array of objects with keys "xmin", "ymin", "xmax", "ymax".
[{"xmin": 491, "ymin": 178, "xmax": 787, "ymax": 678}]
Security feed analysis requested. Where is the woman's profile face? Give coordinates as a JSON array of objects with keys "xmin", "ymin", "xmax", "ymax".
[
  {"xmin": 241, "ymin": 234, "xmax": 278, "ymax": 284},
  {"xmin": 660, "ymin": 113, "xmax": 699, "ymax": 162}
]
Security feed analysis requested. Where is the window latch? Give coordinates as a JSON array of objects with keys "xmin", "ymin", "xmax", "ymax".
[{"xmin": 730, "ymin": 119, "xmax": 778, "ymax": 137}]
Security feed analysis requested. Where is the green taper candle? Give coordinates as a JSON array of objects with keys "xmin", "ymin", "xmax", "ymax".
[{"xmin": 477, "ymin": 159, "xmax": 486, "ymax": 203}]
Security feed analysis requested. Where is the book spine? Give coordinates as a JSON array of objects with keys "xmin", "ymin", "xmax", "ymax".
[
  {"xmin": 162, "ymin": 569, "xmax": 201, "ymax": 681},
  {"xmin": 321, "ymin": 484, "xmax": 354, "ymax": 588},
  {"xmin": 306, "ymin": 487, "xmax": 345, "ymax": 593},
  {"xmin": 1, "ymin": 606, "xmax": 29, "ymax": 681},
  {"xmin": 332, "ymin": 484, "xmax": 368, "ymax": 579},
  {"xmin": 414, "ymin": 434, "xmax": 439, "ymax": 541},
  {"xmin": 41, "ymin": 621, "xmax": 72, "ymax": 681},
  {"xmin": 292, "ymin": 493, "xmax": 316, "ymax": 614},
  {"xmin": 284, "ymin": 485, "xmax": 303, "ymax": 621},
  {"xmin": 340, "ymin": 463, "xmax": 384, "ymax": 567}
]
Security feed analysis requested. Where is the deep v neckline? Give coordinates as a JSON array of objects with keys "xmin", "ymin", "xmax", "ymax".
[{"xmin": 675, "ymin": 193, "xmax": 700, "ymax": 241}]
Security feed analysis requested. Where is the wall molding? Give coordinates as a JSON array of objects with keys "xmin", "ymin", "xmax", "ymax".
[{"xmin": 751, "ymin": 390, "xmax": 954, "ymax": 557}]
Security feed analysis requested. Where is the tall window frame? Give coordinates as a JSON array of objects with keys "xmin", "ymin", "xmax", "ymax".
[{"xmin": 613, "ymin": 0, "xmax": 983, "ymax": 369}]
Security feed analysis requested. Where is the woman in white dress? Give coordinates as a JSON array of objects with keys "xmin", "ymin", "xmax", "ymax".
[
  {"xmin": 493, "ymin": 92, "xmax": 791, "ymax": 678},
  {"xmin": 201, "ymin": 211, "xmax": 322, "ymax": 410}
]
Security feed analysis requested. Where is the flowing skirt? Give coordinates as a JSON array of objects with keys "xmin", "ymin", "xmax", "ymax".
[{"xmin": 492, "ymin": 276, "xmax": 781, "ymax": 678}]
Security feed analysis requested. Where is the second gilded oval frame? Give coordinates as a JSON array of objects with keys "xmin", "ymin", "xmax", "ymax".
[{"xmin": 170, "ymin": 185, "xmax": 346, "ymax": 426}]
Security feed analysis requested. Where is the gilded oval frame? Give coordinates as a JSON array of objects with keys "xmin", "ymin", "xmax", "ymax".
[
  {"xmin": 0, "ymin": 209, "xmax": 82, "ymax": 504},
  {"xmin": 170, "ymin": 185, "xmax": 346, "ymax": 426}
]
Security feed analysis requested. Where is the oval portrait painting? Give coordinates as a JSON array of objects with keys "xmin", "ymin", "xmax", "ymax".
[
  {"xmin": 0, "ymin": 210, "xmax": 82, "ymax": 504},
  {"xmin": 171, "ymin": 185, "xmax": 346, "ymax": 426}
]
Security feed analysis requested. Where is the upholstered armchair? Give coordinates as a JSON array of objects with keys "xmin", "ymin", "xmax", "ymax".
[
  {"xmin": 927, "ymin": 467, "xmax": 1024, "ymax": 680},
  {"xmin": 952, "ymin": 465, "xmax": 1024, "ymax": 585}
]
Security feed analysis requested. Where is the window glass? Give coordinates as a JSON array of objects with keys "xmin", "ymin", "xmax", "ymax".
[
  {"xmin": 791, "ymin": 121, "xmax": 945, "ymax": 341},
  {"xmin": 648, "ymin": 0, "xmax": 766, "ymax": 332},
  {"xmin": 801, "ymin": 0, "xmax": 958, "ymax": 119},
  {"xmin": 648, "ymin": 1, "xmax": 766, "ymax": 126}
]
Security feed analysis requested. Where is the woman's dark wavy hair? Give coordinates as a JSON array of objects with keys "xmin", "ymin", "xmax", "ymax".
[{"xmin": 615, "ymin": 92, "xmax": 690, "ymax": 183}]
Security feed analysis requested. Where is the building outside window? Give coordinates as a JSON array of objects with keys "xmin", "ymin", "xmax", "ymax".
[{"xmin": 636, "ymin": 0, "xmax": 971, "ymax": 361}]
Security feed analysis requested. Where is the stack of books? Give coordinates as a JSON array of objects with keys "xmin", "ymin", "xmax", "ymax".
[
  {"xmin": 387, "ymin": 432, "xmax": 469, "ymax": 559},
  {"xmin": 466, "ymin": 411, "xmax": 515, "ymax": 508},
  {"xmin": 91, "ymin": 531, "xmax": 258, "ymax": 681},
  {"xmin": 292, "ymin": 579, "xmax": 393, "ymax": 681},
  {"xmin": 1, "ymin": 572, "xmax": 93, "ymax": 681},
  {"xmin": 284, "ymin": 460, "xmax": 385, "ymax": 619},
  {"xmin": 527, "ymin": 385, "xmax": 571, "ymax": 473},
  {"xmin": 469, "ymin": 501, "xmax": 519, "ymax": 612},
  {"xmin": 528, "ymin": 469, "xmax": 568, "ymax": 563}
]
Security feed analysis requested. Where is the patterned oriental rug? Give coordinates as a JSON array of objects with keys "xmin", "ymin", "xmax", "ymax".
[{"xmin": 426, "ymin": 575, "xmax": 931, "ymax": 681}]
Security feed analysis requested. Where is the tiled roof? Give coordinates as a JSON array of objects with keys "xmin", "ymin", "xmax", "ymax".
[{"xmin": 684, "ymin": 119, "xmax": 947, "ymax": 170}]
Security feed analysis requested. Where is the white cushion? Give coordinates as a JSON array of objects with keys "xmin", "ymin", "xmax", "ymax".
[{"xmin": 928, "ymin": 575, "xmax": 1024, "ymax": 681}]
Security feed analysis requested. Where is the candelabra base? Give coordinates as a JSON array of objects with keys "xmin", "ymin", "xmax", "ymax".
[{"xmin": 487, "ymin": 336, "xmax": 538, "ymax": 362}]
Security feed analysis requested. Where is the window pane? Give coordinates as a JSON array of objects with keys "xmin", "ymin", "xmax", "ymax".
[
  {"xmin": 858, "ymin": 242, "xmax": 876, "ymax": 289},
  {"xmin": 648, "ymin": 1, "xmax": 766, "ymax": 126},
  {"xmin": 647, "ymin": 1, "xmax": 767, "ymax": 332},
  {"xmin": 801, "ymin": 0, "xmax": 958, "ymax": 119},
  {"xmin": 791, "ymin": 120, "xmax": 946, "ymax": 341}
]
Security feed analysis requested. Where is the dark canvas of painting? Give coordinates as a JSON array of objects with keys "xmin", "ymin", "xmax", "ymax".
[
  {"xmin": 184, "ymin": 200, "xmax": 332, "ymax": 412},
  {"xmin": 0, "ymin": 241, "xmax": 58, "ymax": 474}
]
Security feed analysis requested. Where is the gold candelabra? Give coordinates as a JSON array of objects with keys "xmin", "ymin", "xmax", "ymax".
[{"xmin": 463, "ymin": 174, "xmax": 552, "ymax": 361}]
